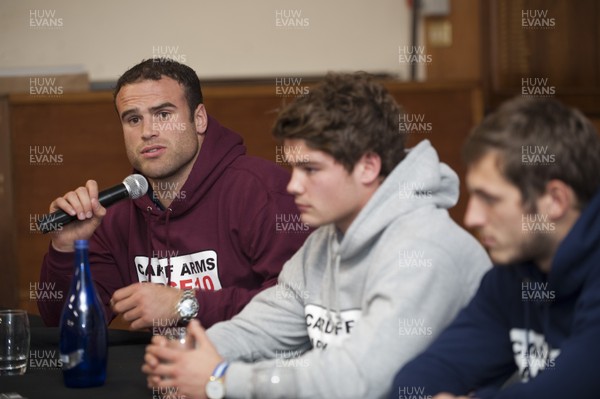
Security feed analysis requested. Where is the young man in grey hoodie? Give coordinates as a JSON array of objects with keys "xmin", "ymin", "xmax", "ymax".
[{"xmin": 142, "ymin": 72, "xmax": 491, "ymax": 399}]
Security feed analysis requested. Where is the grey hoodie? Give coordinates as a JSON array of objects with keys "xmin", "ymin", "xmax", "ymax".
[{"xmin": 207, "ymin": 140, "xmax": 491, "ymax": 398}]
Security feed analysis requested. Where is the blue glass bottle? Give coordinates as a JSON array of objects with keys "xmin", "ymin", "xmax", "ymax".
[{"xmin": 59, "ymin": 239, "xmax": 108, "ymax": 387}]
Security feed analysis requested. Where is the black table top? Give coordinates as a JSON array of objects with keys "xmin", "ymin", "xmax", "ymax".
[{"xmin": 0, "ymin": 315, "xmax": 153, "ymax": 399}]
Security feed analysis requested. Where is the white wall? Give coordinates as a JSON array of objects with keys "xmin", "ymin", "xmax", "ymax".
[{"xmin": 0, "ymin": 0, "xmax": 412, "ymax": 82}]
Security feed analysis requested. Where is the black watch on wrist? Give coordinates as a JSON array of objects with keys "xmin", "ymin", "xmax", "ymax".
[{"xmin": 176, "ymin": 289, "xmax": 199, "ymax": 323}]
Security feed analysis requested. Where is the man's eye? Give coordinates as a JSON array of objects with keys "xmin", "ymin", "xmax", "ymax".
[
  {"xmin": 158, "ymin": 111, "xmax": 171, "ymax": 121},
  {"xmin": 128, "ymin": 116, "xmax": 140, "ymax": 125},
  {"xmin": 481, "ymin": 195, "xmax": 499, "ymax": 206}
]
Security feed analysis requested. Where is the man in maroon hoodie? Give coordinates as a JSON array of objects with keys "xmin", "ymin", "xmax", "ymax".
[{"xmin": 38, "ymin": 59, "xmax": 309, "ymax": 329}]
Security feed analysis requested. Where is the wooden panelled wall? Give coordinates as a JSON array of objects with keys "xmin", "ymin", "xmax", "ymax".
[
  {"xmin": 0, "ymin": 82, "xmax": 482, "ymax": 313},
  {"xmin": 483, "ymin": 0, "xmax": 600, "ymax": 116}
]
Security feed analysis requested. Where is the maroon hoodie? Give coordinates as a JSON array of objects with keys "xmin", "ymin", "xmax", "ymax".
[{"xmin": 39, "ymin": 116, "xmax": 309, "ymax": 327}]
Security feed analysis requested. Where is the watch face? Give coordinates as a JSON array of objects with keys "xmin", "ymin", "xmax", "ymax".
[
  {"xmin": 179, "ymin": 295, "xmax": 199, "ymax": 319},
  {"xmin": 206, "ymin": 380, "xmax": 225, "ymax": 399},
  {"xmin": 180, "ymin": 299, "xmax": 194, "ymax": 317}
]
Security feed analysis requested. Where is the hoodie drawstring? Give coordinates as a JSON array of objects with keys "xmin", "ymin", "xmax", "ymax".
[
  {"xmin": 145, "ymin": 205, "xmax": 175, "ymax": 287},
  {"xmin": 333, "ymin": 253, "xmax": 341, "ymax": 317},
  {"xmin": 165, "ymin": 208, "xmax": 173, "ymax": 286},
  {"xmin": 524, "ymin": 287, "xmax": 531, "ymax": 380},
  {"xmin": 322, "ymin": 228, "xmax": 342, "ymax": 323},
  {"xmin": 321, "ymin": 231, "xmax": 333, "ymax": 320},
  {"xmin": 146, "ymin": 206, "xmax": 154, "ymax": 283}
]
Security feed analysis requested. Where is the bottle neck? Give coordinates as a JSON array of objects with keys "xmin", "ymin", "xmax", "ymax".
[{"xmin": 74, "ymin": 245, "xmax": 92, "ymax": 282}]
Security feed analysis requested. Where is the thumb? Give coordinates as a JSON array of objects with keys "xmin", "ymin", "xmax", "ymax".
[
  {"xmin": 91, "ymin": 197, "xmax": 107, "ymax": 218},
  {"xmin": 187, "ymin": 319, "xmax": 207, "ymax": 347}
]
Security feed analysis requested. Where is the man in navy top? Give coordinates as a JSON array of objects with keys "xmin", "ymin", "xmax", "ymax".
[{"xmin": 391, "ymin": 97, "xmax": 600, "ymax": 399}]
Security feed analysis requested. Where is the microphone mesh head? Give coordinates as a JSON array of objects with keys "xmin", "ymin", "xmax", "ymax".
[{"xmin": 123, "ymin": 174, "xmax": 148, "ymax": 199}]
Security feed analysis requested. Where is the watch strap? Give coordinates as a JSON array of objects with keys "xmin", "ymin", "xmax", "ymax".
[
  {"xmin": 211, "ymin": 361, "xmax": 229, "ymax": 379},
  {"xmin": 206, "ymin": 361, "xmax": 229, "ymax": 399}
]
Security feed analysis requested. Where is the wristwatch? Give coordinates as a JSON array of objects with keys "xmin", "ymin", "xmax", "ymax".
[
  {"xmin": 205, "ymin": 361, "xmax": 229, "ymax": 399},
  {"xmin": 176, "ymin": 289, "xmax": 199, "ymax": 323}
]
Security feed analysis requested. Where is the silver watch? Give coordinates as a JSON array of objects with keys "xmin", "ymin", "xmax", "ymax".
[{"xmin": 176, "ymin": 289, "xmax": 198, "ymax": 323}]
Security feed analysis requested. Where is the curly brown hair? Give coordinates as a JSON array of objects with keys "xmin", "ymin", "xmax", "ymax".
[{"xmin": 273, "ymin": 72, "xmax": 407, "ymax": 177}]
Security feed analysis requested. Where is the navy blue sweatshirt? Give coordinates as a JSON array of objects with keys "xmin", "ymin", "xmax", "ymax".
[{"xmin": 391, "ymin": 188, "xmax": 600, "ymax": 399}]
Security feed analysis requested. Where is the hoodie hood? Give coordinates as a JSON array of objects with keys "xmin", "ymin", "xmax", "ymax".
[
  {"xmin": 133, "ymin": 115, "xmax": 246, "ymax": 217},
  {"xmin": 338, "ymin": 139, "xmax": 459, "ymax": 260},
  {"xmin": 515, "ymin": 187, "xmax": 600, "ymax": 297},
  {"xmin": 549, "ymin": 187, "xmax": 600, "ymax": 297},
  {"xmin": 320, "ymin": 139, "xmax": 461, "ymax": 316}
]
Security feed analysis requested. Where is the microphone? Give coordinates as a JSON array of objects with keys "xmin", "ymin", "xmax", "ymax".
[{"xmin": 38, "ymin": 174, "xmax": 149, "ymax": 234}]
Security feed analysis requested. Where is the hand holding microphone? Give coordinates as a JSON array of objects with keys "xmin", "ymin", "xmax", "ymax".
[{"xmin": 42, "ymin": 174, "xmax": 148, "ymax": 252}]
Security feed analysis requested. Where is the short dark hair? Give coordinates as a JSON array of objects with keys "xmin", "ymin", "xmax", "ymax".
[
  {"xmin": 272, "ymin": 72, "xmax": 407, "ymax": 177},
  {"xmin": 113, "ymin": 59, "xmax": 203, "ymax": 119},
  {"xmin": 463, "ymin": 97, "xmax": 600, "ymax": 208}
]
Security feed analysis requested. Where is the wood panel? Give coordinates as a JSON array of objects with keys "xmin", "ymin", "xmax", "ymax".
[
  {"xmin": 0, "ymin": 98, "xmax": 18, "ymax": 309},
  {"xmin": 424, "ymin": 0, "xmax": 483, "ymax": 82},
  {"xmin": 483, "ymin": 0, "xmax": 600, "ymax": 115},
  {"xmin": 492, "ymin": 0, "xmax": 599, "ymax": 90}
]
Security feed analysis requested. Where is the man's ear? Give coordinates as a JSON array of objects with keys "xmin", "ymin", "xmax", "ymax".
[
  {"xmin": 193, "ymin": 104, "xmax": 208, "ymax": 135},
  {"xmin": 537, "ymin": 179, "xmax": 577, "ymax": 220},
  {"xmin": 355, "ymin": 152, "xmax": 382, "ymax": 185}
]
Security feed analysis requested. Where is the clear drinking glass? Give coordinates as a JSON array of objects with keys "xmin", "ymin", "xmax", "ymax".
[
  {"xmin": 0, "ymin": 310, "xmax": 30, "ymax": 376},
  {"xmin": 165, "ymin": 325, "xmax": 194, "ymax": 350},
  {"xmin": 154, "ymin": 326, "xmax": 194, "ymax": 399}
]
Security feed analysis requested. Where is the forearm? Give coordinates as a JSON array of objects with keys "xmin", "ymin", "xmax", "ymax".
[
  {"xmin": 38, "ymin": 244, "xmax": 75, "ymax": 326},
  {"xmin": 196, "ymin": 279, "xmax": 277, "ymax": 328},
  {"xmin": 207, "ymin": 284, "xmax": 310, "ymax": 362},
  {"xmin": 224, "ymin": 321, "xmax": 430, "ymax": 399}
]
